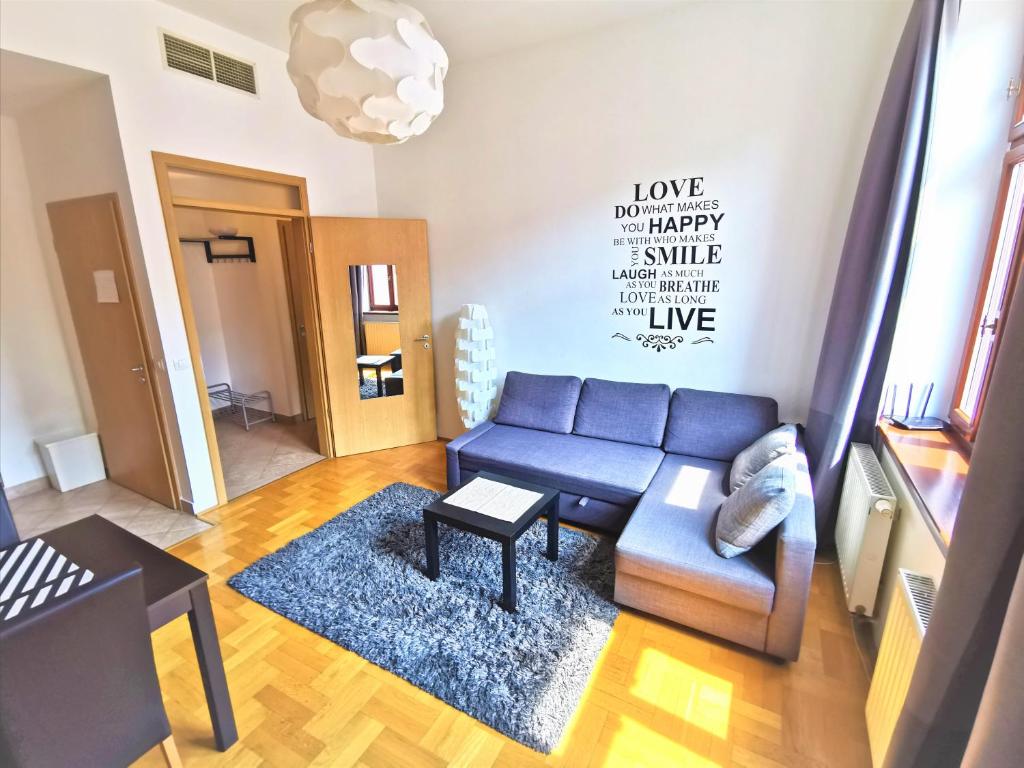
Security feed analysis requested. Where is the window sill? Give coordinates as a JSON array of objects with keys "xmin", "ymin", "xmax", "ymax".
[{"xmin": 876, "ymin": 421, "xmax": 969, "ymax": 553}]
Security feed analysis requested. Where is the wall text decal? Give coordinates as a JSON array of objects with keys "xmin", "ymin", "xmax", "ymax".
[{"xmin": 611, "ymin": 177, "xmax": 724, "ymax": 349}]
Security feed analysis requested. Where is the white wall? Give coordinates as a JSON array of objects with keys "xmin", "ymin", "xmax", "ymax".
[
  {"xmin": 0, "ymin": 115, "xmax": 89, "ymax": 486},
  {"xmin": 2, "ymin": 0, "xmax": 378, "ymax": 510},
  {"xmin": 180, "ymin": 234, "xmax": 232, "ymax": 389},
  {"xmin": 13, "ymin": 73, "xmax": 198, "ymax": 503},
  {"xmin": 176, "ymin": 209, "xmax": 303, "ymax": 417},
  {"xmin": 374, "ymin": 0, "xmax": 909, "ymax": 438},
  {"xmin": 885, "ymin": 0, "xmax": 1024, "ymax": 419}
]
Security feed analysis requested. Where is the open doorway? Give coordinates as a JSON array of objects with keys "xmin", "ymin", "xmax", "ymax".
[
  {"xmin": 153, "ymin": 153, "xmax": 332, "ymax": 503},
  {"xmin": 175, "ymin": 207, "xmax": 323, "ymax": 499}
]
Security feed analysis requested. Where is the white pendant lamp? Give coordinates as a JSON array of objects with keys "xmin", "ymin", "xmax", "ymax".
[{"xmin": 287, "ymin": 0, "xmax": 448, "ymax": 145}]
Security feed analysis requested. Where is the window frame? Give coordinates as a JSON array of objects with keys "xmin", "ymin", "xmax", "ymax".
[
  {"xmin": 1010, "ymin": 71, "xmax": 1024, "ymax": 142},
  {"xmin": 949, "ymin": 139, "xmax": 1024, "ymax": 442},
  {"xmin": 366, "ymin": 264, "xmax": 398, "ymax": 312}
]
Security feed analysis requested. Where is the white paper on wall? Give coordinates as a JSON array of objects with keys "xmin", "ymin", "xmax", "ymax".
[{"xmin": 93, "ymin": 270, "xmax": 119, "ymax": 303}]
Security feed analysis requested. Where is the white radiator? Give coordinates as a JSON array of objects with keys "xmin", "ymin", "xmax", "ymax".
[
  {"xmin": 865, "ymin": 569, "xmax": 936, "ymax": 767},
  {"xmin": 835, "ymin": 443, "xmax": 897, "ymax": 615}
]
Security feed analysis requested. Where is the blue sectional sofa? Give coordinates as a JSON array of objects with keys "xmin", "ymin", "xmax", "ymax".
[{"xmin": 446, "ymin": 372, "xmax": 817, "ymax": 660}]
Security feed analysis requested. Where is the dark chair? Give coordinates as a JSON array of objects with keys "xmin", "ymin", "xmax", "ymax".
[
  {"xmin": 0, "ymin": 480, "xmax": 19, "ymax": 549},
  {"xmin": 0, "ymin": 564, "xmax": 182, "ymax": 767}
]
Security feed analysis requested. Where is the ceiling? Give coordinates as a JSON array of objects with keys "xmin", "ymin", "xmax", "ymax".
[
  {"xmin": 159, "ymin": 0, "xmax": 676, "ymax": 64},
  {"xmin": 0, "ymin": 50, "xmax": 104, "ymax": 117}
]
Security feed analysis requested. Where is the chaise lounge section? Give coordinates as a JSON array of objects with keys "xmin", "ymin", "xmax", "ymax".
[{"xmin": 446, "ymin": 372, "xmax": 817, "ymax": 660}]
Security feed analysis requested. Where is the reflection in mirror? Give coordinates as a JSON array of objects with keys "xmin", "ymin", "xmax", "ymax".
[{"xmin": 350, "ymin": 264, "xmax": 403, "ymax": 400}]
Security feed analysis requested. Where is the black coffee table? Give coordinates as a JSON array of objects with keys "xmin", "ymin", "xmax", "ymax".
[{"xmin": 422, "ymin": 472, "xmax": 560, "ymax": 612}]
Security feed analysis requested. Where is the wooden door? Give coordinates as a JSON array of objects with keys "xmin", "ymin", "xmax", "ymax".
[
  {"xmin": 278, "ymin": 219, "xmax": 315, "ymax": 420},
  {"xmin": 311, "ymin": 217, "xmax": 436, "ymax": 455},
  {"xmin": 284, "ymin": 217, "xmax": 333, "ymax": 458},
  {"xmin": 46, "ymin": 194, "xmax": 177, "ymax": 508}
]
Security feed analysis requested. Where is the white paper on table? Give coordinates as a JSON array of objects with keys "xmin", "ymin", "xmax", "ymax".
[{"xmin": 445, "ymin": 477, "xmax": 543, "ymax": 522}]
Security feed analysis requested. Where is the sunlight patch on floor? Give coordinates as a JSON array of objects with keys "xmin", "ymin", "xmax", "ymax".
[
  {"xmin": 630, "ymin": 647, "xmax": 733, "ymax": 740},
  {"xmin": 600, "ymin": 714, "xmax": 724, "ymax": 768}
]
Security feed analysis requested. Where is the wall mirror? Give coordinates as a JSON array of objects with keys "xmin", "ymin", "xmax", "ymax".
[{"xmin": 349, "ymin": 264, "xmax": 404, "ymax": 399}]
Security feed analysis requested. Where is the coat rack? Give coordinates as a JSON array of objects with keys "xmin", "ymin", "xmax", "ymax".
[{"xmin": 180, "ymin": 235, "xmax": 256, "ymax": 263}]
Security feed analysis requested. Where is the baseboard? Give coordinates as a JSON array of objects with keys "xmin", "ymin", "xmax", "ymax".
[{"xmin": 5, "ymin": 476, "xmax": 52, "ymax": 499}]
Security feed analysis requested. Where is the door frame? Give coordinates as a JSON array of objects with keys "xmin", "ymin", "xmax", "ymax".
[
  {"xmin": 277, "ymin": 219, "xmax": 314, "ymax": 421},
  {"xmin": 151, "ymin": 152, "xmax": 334, "ymax": 507},
  {"xmin": 47, "ymin": 192, "xmax": 182, "ymax": 509}
]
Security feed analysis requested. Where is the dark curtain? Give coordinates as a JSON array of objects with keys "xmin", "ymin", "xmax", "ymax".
[
  {"xmin": 349, "ymin": 265, "xmax": 367, "ymax": 357},
  {"xmin": 885, "ymin": 269, "xmax": 1024, "ymax": 767},
  {"xmin": 961, "ymin": 556, "xmax": 1024, "ymax": 767},
  {"xmin": 804, "ymin": 0, "xmax": 956, "ymax": 540}
]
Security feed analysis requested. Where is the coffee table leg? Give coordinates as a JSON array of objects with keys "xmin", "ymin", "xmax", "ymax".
[
  {"xmin": 359, "ymin": 367, "xmax": 365, "ymax": 385},
  {"xmin": 187, "ymin": 583, "xmax": 238, "ymax": 751},
  {"xmin": 376, "ymin": 367, "xmax": 385, "ymax": 398},
  {"xmin": 546, "ymin": 497, "xmax": 560, "ymax": 561},
  {"xmin": 501, "ymin": 539, "xmax": 517, "ymax": 612},
  {"xmin": 423, "ymin": 513, "xmax": 440, "ymax": 579}
]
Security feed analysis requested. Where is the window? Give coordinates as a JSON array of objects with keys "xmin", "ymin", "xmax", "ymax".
[
  {"xmin": 366, "ymin": 264, "xmax": 398, "ymax": 311},
  {"xmin": 951, "ymin": 80, "xmax": 1024, "ymax": 441}
]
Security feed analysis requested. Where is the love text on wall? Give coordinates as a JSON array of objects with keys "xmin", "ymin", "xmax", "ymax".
[{"xmin": 611, "ymin": 177, "xmax": 723, "ymax": 351}]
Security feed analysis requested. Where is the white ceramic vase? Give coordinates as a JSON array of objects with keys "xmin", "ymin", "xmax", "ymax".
[{"xmin": 454, "ymin": 304, "xmax": 497, "ymax": 428}]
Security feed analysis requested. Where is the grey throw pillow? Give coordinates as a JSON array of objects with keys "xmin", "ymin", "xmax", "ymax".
[
  {"xmin": 729, "ymin": 424, "xmax": 797, "ymax": 493},
  {"xmin": 716, "ymin": 454, "xmax": 797, "ymax": 559}
]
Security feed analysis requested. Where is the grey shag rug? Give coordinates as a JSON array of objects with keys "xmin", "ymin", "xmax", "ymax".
[
  {"xmin": 358, "ymin": 378, "xmax": 380, "ymax": 399},
  {"xmin": 228, "ymin": 482, "xmax": 618, "ymax": 753}
]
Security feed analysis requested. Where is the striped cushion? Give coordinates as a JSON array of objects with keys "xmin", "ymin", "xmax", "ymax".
[{"xmin": 0, "ymin": 538, "xmax": 94, "ymax": 621}]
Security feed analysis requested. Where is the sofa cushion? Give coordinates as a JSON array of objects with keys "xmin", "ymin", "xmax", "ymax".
[
  {"xmin": 663, "ymin": 388, "xmax": 779, "ymax": 461},
  {"xmin": 730, "ymin": 424, "xmax": 798, "ymax": 492},
  {"xmin": 616, "ymin": 454, "xmax": 775, "ymax": 615},
  {"xmin": 458, "ymin": 424, "xmax": 664, "ymax": 506},
  {"xmin": 494, "ymin": 371, "xmax": 582, "ymax": 434},
  {"xmin": 716, "ymin": 454, "xmax": 797, "ymax": 558},
  {"xmin": 573, "ymin": 378, "xmax": 671, "ymax": 447}
]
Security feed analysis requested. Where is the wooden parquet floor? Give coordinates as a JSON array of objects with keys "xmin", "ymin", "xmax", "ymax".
[{"xmin": 133, "ymin": 440, "xmax": 872, "ymax": 768}]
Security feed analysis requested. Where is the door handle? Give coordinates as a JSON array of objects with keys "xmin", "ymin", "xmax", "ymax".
[
  {"xmin": 131, "ymin": 366, "xmax": 145, "ymax": 373},
  {"xmin": 415, "ymin": 334, "xmax": 431, "ymax": 341}
]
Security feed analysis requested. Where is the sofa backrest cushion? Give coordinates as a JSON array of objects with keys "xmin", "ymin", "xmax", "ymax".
[
  {"xmin": 494, "ymin": 371, "xmax": 582, "ymax": 434},
  {"xmin": 663, "ymin": 388, "xmax": 779, "ymax": 460},
  {"xmin": 573, "ymin": 378, "xmax": 671, "ymax": 447}
]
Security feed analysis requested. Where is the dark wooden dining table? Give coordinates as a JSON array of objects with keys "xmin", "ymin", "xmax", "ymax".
[{"xmin": 40, "ymin": 514, "xmax": 238, "ymax": 751}]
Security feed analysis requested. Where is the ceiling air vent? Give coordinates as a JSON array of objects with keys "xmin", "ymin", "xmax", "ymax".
[
  {"xmin": 212, "ymin": 52, "xmax": 256, "ymax": 95},
  {"xmin": 161, "ymin": 32, "xmax": 257, "ymax": 96}
]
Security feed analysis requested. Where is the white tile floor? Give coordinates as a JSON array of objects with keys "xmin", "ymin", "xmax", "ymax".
[
  {"xmin": 215, "ymin": 418, "xmax": 323, "ymax": 499},
  {"xmin": 9, "ymin": 480, "xmax": 211, "ymax": 549}
]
